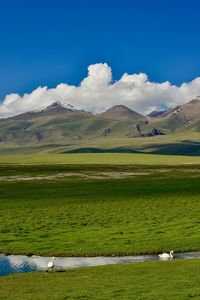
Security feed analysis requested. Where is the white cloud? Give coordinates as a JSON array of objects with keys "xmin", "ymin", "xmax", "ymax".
[
  {"xmin": 1, "ymin": 62, "xmax": 200, "ymax": 118},
  {"xmin": 81, "ymin": 63, "xmax": 112, "ymax": 89}
]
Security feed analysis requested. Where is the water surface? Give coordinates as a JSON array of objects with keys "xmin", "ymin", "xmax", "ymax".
[{"xmin": 1, "ymin": 252, "xmax": 200, "ymax": 277}]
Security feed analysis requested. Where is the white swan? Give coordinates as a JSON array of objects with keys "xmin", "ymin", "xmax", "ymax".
[
  {"xmin": 159, "ymin": 251, "xmax": 174, "ymax": 260},
  {"xmin": 47, "ymin": 257, "xmax": 56, "ymax": 270}
]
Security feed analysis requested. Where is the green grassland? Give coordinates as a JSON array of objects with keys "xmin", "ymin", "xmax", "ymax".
[
  {"xmin": 0, "ymin": 129, "xmax": 200, "ymax": 156},
  {"xmin": 1, "ymin": 259, "xmax": 200, "ymax": 299},
  {"xmin": 0, "ymin": 160, "xmax": 200, "ymax": 299},
  {"xmin": 1, "ymin": 152, "xmax": 200, "ymax": 165},
  {"xmin": 0, "ymin": 164, "xmax": 200, "ymax": 256}
]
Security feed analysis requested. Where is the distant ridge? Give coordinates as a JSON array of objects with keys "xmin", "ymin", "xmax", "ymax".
[
  {"xmin": 148, "ymin": 106, "xmax": 181, "ymax": 118},
  {"xmin": 6, "ymin": 101, "xmax": 91, "ymax": 121},
  {"xmin": 148, "ymin": 96, "xmax": 200, "ymax": 119},
  {"xmin": 3, "ymin": 96, "xmax": 200, "ymax": 122}
]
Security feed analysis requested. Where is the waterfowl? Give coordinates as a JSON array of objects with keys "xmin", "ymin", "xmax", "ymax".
[
  {"xmin": 47, "ymin": 257, "xmax": 56, "ymax": 270},
  {"xmin": 159, "ymin": 251, "xmax": 174, "ymax": 259}
]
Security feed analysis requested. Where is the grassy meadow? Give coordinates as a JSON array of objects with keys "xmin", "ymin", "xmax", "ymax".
[
  {"xmin": 0, "ymin": 154, "xmax": 200, "ymax": 299},
  {"xmin": 0, "ymin": 162, "xmax": 200, "ymax": 256},
  {"xmin": 1, "ymin": 259, "xmax": 200, "ymax": 299},
  {"xmin": 1, "ymin": 152, "xmax": 200, "ymax": 165}
]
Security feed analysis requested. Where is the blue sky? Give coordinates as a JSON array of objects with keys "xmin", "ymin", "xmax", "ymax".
[{"xmin": 0, "ymin": 0, "xmax": 200, "ymax": 116}]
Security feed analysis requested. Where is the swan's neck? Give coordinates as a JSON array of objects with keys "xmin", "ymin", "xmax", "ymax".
[{"xmin": 170, "ymin": 251, "xmax": 173, "ymax": 257}]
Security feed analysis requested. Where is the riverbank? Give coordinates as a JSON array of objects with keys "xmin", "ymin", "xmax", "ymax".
[{"xmin": 1, "ymin": 259, "xmax": 200, "ymax": 299}]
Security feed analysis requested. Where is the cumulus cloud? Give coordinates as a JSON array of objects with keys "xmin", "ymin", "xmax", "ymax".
[{"xmin": 1, "ymin": 62, "xmax": 200, "ymax": 118}]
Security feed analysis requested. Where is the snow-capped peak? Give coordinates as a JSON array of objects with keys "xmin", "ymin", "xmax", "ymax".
[{"xmin": 34, "ymin": 101, "xmax": 76, "ymax": 113}]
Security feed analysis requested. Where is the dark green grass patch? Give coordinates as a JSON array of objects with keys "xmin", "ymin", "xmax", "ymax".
[{"xmin": 0, "ymin": 163, "xmax": 196, "ymax": 177}]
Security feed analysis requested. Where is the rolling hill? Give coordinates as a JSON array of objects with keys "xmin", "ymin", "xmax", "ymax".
[{"xmin": 96, "ymin": 104, "xmax": 145, "ymax": 120}]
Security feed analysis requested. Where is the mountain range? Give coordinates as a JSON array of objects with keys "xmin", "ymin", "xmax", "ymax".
[{"xmin": 0, "ymin": 96, "xmax": 200, "ymax": 155}]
